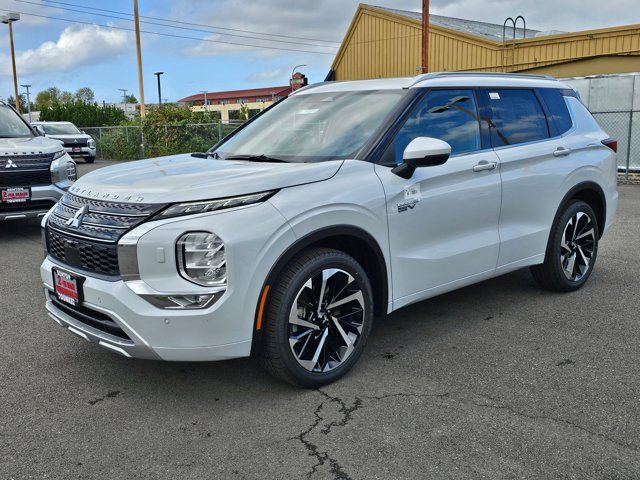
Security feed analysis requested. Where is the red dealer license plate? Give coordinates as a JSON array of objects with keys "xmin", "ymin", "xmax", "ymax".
[
  {"xmin": 1, "ymin": 187, "xmax": 30, "ymax": 203},
  {"xmin": 53, "ymin": 268, "xmax": 83, "ymax": 307},
  {"xmin": 72, "ymin": 147, "xmax": 82, "ymax": 153}
]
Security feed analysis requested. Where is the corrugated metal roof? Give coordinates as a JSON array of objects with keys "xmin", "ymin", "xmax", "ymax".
[{"xmin": 373, "ymin": 5, "xmax": 541, "ymax": 41}]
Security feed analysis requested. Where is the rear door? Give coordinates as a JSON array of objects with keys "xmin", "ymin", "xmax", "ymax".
[
  {"xmin": 478, "ymin": 88, "xmax": 572, "ymax": 269},
  {"xmin": 374, "ymin": 89, "xmax": 501, "ymax": 307}
]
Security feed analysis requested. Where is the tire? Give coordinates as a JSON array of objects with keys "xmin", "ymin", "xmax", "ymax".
[
  {"xmin": 531, "ymin": 200, "xmax": 599, "ymax": 292},
  {"xmin": 260, "ymin": 248, "xmax": 374, "ymax": 388},
  {"xmin": 85, "ymin": 156, "xmax": 96, "ymax": 164}
]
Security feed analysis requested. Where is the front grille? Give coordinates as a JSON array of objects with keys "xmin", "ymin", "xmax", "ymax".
[
  {"xmin": 0, "ymin": 199, "xmax": 55, "ymax": 214},
  {"xmin": 0, "ymin": 153, "xmax": 55, "ymax": 169},
  {"xmin": 46, "ymin": 193, "xmax": 164, "ymax": 276},
  {"xmin": 51, "ymin": 296, "xmax": 131, "ymax": 341},
  {"xmin": 62, "ymin": 139, "xmax": 88, "ymax": 148},
  {"xmin": 47, "ymin": 229, "xmax": 120, "ymax": 275},
  {"xmin": 0, "ymin": 169, "xmax": 51, "ymax": 187}
]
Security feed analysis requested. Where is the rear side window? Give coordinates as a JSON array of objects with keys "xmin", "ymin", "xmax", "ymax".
[
  {"xmin": 538, "ymin": 88, "xmax": 573, "ymax": 135},
  {"xmin": 485, "ymin": 89, "xmax": 549, "ymax": 147}
]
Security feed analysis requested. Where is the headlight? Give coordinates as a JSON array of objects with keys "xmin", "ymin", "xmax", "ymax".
[
  {"xmin": 50, "ymin": 155, "xmax": 76, "ymax": 187},
  {"xmin": 177, "ymin": 232, "xmax": 226, "ymax": 287},
  {"xmin": 65, "ymin": 161, "xmax": 77, "ymax": 181},
  {"xmin": 88, "ymin": 138, "xmax": 96, "ymax": 149},
  {"xmin": 155, "ymin": 191, "xmax": 276, "ymax": 220},
  {"xmin": 52, "ymin": 149, "xmax": 65, "ymax": 161}
]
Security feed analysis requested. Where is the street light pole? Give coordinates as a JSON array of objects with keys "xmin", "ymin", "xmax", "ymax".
[
  {"xmin": 291, "ymin": 64, "xmax": 307, "ymax": 77},
  {"xmin": 21, "ymin": 84, "xmax": 32, "ymax": 122},
  {"xmin": 118, "ymin": 88, "xmax": 128, "ymax": 105},
  {"xmin": 153, "ymin": 71, "xmax": 164, "ymax": 105},
  {"xmin": 2, "ymin": 13, "xmax": 21, "ymax": 113},
  {"xmin": 199, "ymin": 90, "xmax": 208, "ymax": 110},
  {"xmin": 421, "ymin": 0, "xmax": 430, "ymax": 73}
]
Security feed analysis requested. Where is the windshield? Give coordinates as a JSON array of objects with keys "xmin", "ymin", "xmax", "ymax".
[
  {"xmin": 41, "ymin": 123, "xmax": 81, "ymax": 135},
  {"xmin": 215, "ymin": 90, "xmax": 405, "ymax": 162},
  {"xmin": 0, "ymin": 105, "xmax": 33, "ymax": 138}
]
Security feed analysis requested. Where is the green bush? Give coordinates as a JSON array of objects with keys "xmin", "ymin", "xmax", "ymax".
[{"xmin": 39, "ymin": 101, "xmax": 127, "ymax": 127}]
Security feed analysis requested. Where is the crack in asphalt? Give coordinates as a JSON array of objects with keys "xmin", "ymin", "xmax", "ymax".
[
  {"xmin": 293, "ymin": 389, "xmax": 449, "ymax": 479},
  {"xmin": 87, "ymin": 390, "xmax": 121, "ymax": 406},
  {"xmin": 471, "ymin": 400, "xmax": 640, "ymax": 453}
]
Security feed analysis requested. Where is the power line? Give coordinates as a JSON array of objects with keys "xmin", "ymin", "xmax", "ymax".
[
  {"xmin": 32, "ymin": 0, "xmax": 341, "ymax": 45},
  {"xmin": 0, "ymin": 8, "xmax": 338, "ymax": 56},
  {"xmin": 16, "ymin": 0, "xmax": 339, "ymax": 49}
]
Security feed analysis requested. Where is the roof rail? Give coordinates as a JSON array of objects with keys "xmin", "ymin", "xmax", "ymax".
[{"xmin": 410, "ymin": 71, "xmax": 556, "ymax": 87}]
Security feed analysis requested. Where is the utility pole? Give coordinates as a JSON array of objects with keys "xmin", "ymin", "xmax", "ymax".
[
  {"xmin": 2, "ymin": 13, "xmax": 21, "ymax": 112},
  {"xmin": 153, "ymin": 71, "xmax": 164, "ymax": 105},
  {"xmin": 421, "ymin": 0, "xmax": 429, "ymax": 74},
  {"xmin": 21, "ymin": 84, "xmax": 32, "ymax": 122},
  {"xmin": 119, "ymin": 88, "xmax": 128, "ymax": 105},
  {"xmin": 132, "ymin": 0, "xmax": 146, "ymax": 118}
]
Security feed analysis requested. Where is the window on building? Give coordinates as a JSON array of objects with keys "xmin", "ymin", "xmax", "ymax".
[
  {"xmin": 248, "ymin": 109, "xmax": 261, "ymax": 118},
  {"xmin": 485, "ymin": 89, "xmax": 549, "ymax": 147},
  {"xmin": 220, "ymin": 100, "xmax": 230, "ymax": 105},
  {"xmin": 228, "ymin": 109, "xmax": 242, "ymax": 121},
  {"xmin": 237, "ymin": 98, "xmax": 248, "ymax": 104},
  {"xmin": 390, "ymin": 89, "xmax": 481, "ymax": 164},
  {"xmin": 538, "ymin": 88, "xmax": 573, "ymax": 136}
]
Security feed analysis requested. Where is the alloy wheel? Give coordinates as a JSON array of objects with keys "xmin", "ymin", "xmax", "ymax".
[
  {"xmin": 288, "ymin": 268, "xmax": 365, "ymax": 373},
  {"xmin": 560, "ymin": 211, "xmax": 596, "ymax": 281}
]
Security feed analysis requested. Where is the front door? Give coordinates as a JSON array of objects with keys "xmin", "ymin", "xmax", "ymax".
[{"xmin": 374, "ymin": 89, "xmax": 502, "ymax": 308}]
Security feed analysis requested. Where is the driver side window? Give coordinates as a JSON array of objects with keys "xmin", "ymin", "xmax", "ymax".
[{"xmin": 389, "ymin": 89, "xmax": 482, "ymax": 165}]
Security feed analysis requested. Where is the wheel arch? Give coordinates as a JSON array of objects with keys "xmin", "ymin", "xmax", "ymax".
[
  {"xmin": 250, "ymin": 225, "xmax": 389, "ymax": 356},
  {"xmin": 549, "ymin": 182, "xmax": 606, "ymax": 249}
]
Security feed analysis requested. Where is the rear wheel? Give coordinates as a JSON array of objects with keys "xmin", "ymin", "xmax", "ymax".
[
  {"xmin": 531, "ymin": 200, "xmax": 599, "ymax": 292},
  {"xmin": 260, "ymin": 248, "xmax": 374, "ymax": 387}
]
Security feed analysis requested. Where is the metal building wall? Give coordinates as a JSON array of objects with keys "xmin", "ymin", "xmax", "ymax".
[{"xmin": 332, "ymin": 5, "xmax": 640, "ymax": 80}]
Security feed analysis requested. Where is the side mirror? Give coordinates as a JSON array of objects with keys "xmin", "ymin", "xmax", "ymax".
[
  {"xmin": 34, "ymin": 125, "xmax": 46, "ymax": 136},
  {"xmin": 391, "ymin": 137, "xmax": 451, "ymax": 179}
]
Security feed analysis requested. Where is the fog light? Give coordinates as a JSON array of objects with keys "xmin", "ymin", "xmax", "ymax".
[
  {"xmin": 177, "ymin": 232, "xmax": 226, "ymax": 287},
  {"xmin": 142, "ymin": 292, "xmax": 223, "ymax": 310}
]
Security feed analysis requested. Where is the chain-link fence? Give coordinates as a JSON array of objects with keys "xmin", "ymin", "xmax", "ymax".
[
  {"xmin": 82, "ymin": 122, "xmax": 245, "ymax": 161},
  {"xmin": 591, "ymin": 111, "xmax": 640, "ymax": 175}
]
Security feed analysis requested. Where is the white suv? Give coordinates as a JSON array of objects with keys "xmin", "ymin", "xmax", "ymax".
[
  {"xmin": 1, "ymin": 101, "xmax": 77, "ymax": 221},
  {"xmin": 40, "ymin": 73, "xmax": 618, "ymax": 387}
]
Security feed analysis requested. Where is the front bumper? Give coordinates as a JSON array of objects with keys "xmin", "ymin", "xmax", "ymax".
[
  {"xmin": 0, "ymin": 184, "xmax": 64, "ymax": 221},
  {"xmin": 40, "ymin": 200, "xmax": 295, "ymax": 361},
  {"xmin": 65, "ymin": 146, "xmax": 95, "ymax": 159}
]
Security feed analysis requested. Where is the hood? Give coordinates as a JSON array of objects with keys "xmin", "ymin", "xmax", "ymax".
[
  {"xmin": 47, "ymin": 134, "xmax": 92, "ymax": 141},
  {"xmin": 0, "ymin": 136, "xmax": 63, "ymax": 155},
  {"xmin": 68, "ymin": 154, "xmax": 343, "ymax": 204}
]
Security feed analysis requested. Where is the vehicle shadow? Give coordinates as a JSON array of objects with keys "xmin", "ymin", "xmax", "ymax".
[{"xmin": 0, "ymin": 218, "xmax": 42, "ymax": 241}]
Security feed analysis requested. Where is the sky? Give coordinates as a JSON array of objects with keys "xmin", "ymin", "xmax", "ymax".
[{"xmin": 0, "ymin": 0, "xmax": 639, "ymax": 104}]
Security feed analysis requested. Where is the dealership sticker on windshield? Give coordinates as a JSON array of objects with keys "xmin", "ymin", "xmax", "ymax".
[
  {"xmin": 489, "ymin": 92, "xmax": 501, "ymax": 100},
  {"xmin": 297, "ymin": 109, "xmax": 319, "ymax": 115}
]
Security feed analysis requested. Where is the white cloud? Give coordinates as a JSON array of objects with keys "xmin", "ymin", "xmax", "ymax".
[
  {"xmin": 0, "ymin": 24, "xmax": 131, "ymax": 76},
  {"xmin": 247, "ymin": 66, "xmax": 291, "ymax": 83}
]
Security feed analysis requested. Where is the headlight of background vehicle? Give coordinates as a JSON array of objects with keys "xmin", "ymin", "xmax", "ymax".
[
  {"xmin": 87, "ymin": 138, "xmax": 96, "ymax": 149},
  {"xmin": 50, "ymin": 152, "xmax": 77, "ymax": 187},
  {"xmin": 177, "ymin": 232, "xmax": 226, "ymax": 287},
  {"xmin": 156, "ymin": 191, "xmax": 276, "ymax": 220}
]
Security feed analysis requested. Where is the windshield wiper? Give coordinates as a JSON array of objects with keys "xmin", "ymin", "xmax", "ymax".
[
  {"xmin": 190, "ymin": 152, "xmax": 213, "ymax": 159},
  {"xmin": 224, "ymin": 154, "xmax": 287, "ymax": 163}
]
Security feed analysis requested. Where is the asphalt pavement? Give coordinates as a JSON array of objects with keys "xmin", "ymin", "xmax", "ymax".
[{"xmin": 1, "ymin": 159, "xmax": 639, "ymax": 479}]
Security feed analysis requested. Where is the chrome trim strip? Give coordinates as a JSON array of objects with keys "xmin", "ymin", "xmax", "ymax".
[{"xmin": 48, "ymin": 224, "xmax": 115, "ymax": 244}]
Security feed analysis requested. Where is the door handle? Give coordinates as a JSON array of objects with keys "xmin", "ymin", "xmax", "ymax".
[
  {"xmin": 473, "ymin": 161, "xmax": 497, "ymax": 172},
  {"xmin": 553, "ymin": 146, "xmax": 572, "ymax": 157}
]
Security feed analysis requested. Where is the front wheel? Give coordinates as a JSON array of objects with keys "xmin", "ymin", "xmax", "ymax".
[
  {"xmin": 531, "ymin": 200, "xmax": 599, "ymax": 292},
  {"xmin": 85, "ymin": 156, "xmax": 96, "ymax": 164},
  {"xmin": 260, "ymin": 248, "xmax": 374, "ymax": 387}
]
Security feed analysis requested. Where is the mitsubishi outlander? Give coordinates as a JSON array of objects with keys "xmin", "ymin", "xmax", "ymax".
[{"xmin": 40, "ymin": 73, "xmax": 618, "ymax": 387}]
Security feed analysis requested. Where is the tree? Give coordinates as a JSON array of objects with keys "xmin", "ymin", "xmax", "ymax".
[
  {"xmin": 60, "ymin": 91, "xmax": 74, "ymax": 104},
  {"xmin": 239, "ymin": 104, "xmax": 249, "ymax": 121},
  {"xmin": 74, "ymin": 87, "xmax": 95, "ymax": 104},
  {"xmin": 124, "ymin": 94, "xmax": 138, "ymax": 104},
  {"xmin": 35, "ymin": 87, "xmax": 62, "ymax": 110},
  {"xmin": 6, "ymin": 94, "xmax": 29, "ymax": 111}
]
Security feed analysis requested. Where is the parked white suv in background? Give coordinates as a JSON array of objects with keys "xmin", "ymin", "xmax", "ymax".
[
  {"xmin": 0, "ymin": 102, "xmax": 77, "ymax": 221},
  {"xmin": 40, "ymin": 73, "xmax": 618, "ymax": 387},
  {"xmin": 32, "ymin": 121, "xmax": 97, "ymax": 163}
]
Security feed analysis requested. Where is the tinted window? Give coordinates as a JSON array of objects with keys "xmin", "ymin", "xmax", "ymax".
[
  {"xmin": 486, "ymin": 89, "xmax": 549, "ymax": 147},
  {"xmin": 392, "ymin": 89, "xmax": 481, "ymax": 164},
  {"xmin": 538, "ymin": 88, "xmax": 573, "ymax": 135}
]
